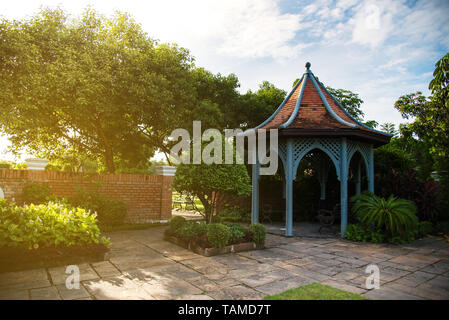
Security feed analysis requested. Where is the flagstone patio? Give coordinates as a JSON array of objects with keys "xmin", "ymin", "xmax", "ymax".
[{"xmin": 0, "ymin": 226, "xmax": 448, "ymax": 300}]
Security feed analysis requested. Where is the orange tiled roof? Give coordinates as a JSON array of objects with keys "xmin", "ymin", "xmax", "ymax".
[{"xmin": 255, "ymin": 63, "xmax": 387, "ymax": 137}]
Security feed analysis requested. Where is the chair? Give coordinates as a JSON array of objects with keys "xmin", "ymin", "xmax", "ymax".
[
  {"xmin": 260, "ymin": 204, "xmax": 273, "ymax": 224},
  {"xmin": 317, "ymin": 203, "xmax": 340, "ymax": 233}
]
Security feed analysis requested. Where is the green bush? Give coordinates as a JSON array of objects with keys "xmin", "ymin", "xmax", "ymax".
[
  {"xmin": 0, "ymin": 160, "xmax": 13, "ymax": 169},
  {"xmin": 207, "ymin": 223, "xmax": 230, "ymax": 248},
  {"xmin": 99, "ymin": 198, "xmax": 127, "ymax": 226},
  {"xmin": 22, "ymin": 182, "xmax": 51, "ymax": 204},
  {"xmin": 176, "ymin": 222, "xmax": 196, "ymax": 239},
  {"xmin": 0, "ymin": 199, "xmax": 109, "ymax": 249},
  {"xmin": 344, "ymin": 224, "xmax": 385, "ymax": 243},
  {"xmin": 351, "ymin": 192, "xmax": 418, "ymax": 239},
  {"xmin": 436, "ymin": 221, "xmax": 449, "ymax": 235},
  {"xmin": 224, "ymin": 222, "xmax": 245, "ymax": 241},
  {"xmin": 191, "ymin": 222, "xmax": 208, "ymax": 237},
  {"xmin": 215, "ymin": 206, "xmax": 251, "ymax": 223},
  {"xmin": 174, "ymin": 221, "xmax": 209, "ymax": 240},
  {"xmin": 169, "ymin": 216, "xmax": 186, "ymax": 232},
  {"xmin": 249, "ymin": 223, "xmax": 266, "ymax": 244},
  {"xmin": 418, "ymin": 221, "xmax": 433, "ymax": 237},
  {"xmin": 68, "ymin": 186, "xmax": 126, "ymax": 226}
]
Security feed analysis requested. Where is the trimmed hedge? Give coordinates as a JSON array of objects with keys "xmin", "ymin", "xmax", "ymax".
[
  {"xmin": 249, "ymin": 223, "xmax": 266, "ymax": 244},
  {"xmin": 0, "ymin": 199, "xmax": 109, "ymax": 249},
  {"xmin": 166, "ymin": 217, "xmax": 266, "ymax": 249}
]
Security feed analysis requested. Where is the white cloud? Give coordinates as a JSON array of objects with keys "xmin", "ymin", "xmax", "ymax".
[
  {"xmin": 350, "ymin": 1, "xmax": 394, "ymax": 47},
  {"xmin": 215, "ymin": 1, "xmax": 304, "ymax": 59}
]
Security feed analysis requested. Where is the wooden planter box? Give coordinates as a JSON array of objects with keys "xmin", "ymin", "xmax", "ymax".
[{"xmin": 165, "ymin": 236, "xmax": 264, "ymax": 257}]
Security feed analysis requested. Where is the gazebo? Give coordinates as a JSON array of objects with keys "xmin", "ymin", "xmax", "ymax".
[{"xmin": 249, "ymin": 62, "xmax": 391, "ymax": 237}]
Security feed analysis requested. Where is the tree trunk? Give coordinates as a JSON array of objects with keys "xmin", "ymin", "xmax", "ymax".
[{"xmin": 104, "ymin": 149, "xmax": 115, "ymax": 173}]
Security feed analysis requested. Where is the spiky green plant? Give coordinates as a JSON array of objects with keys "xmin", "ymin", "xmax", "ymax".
[{"xmin": 351, "ymin": 192, "xmax": 418, "ymax": 237}]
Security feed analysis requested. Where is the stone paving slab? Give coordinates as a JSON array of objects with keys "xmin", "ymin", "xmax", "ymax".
[
  {"xmin": 30, "ymin": 286, "xmax": 61, "ymax": 300},
  {"xmin": 255, "ymin": 276, "xmax": 312, "ymax": 295},
  {"xmin": 1, "ymin": 226, "xmax": 449, "ymax": 300},
  {"xmin": 0, "ymin": 268, "xmax": 50, "ymax": 290},
  {"xmin": 48, "ymin": 263, "xmax": 99, "ymax": 285},
  {"xmin": 56, "ymin": 284, "xmax": 91, "ymax": 300}
]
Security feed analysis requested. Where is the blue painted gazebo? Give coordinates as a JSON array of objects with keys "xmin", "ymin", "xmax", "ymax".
[{"xmin": 249, "ymin": 62, "xmax": 391, "ymax": 237}]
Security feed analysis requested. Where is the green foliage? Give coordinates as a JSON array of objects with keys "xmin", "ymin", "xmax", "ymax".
[
  {"xmin": 176, "ymin": 222, "xmax": 197, "ymax": 240},
  {"xmin": 22, "ymin": 182, "xmax": 52, "ymax": 205},
  {"xmin": 238, "ymin": 81, "xmax": 287, "ymax": 130},
  {"xmin": 249, "ymin": 223, "xmax": 266, "ymax": 244},
  {"xmin": 169, "ymin": 216, "xmax": 187, "ymax": 232},
  {"xmin": 325, "ymin": 87, "xmax": 365, "ymax": 121},
  {"xmin": 68, "ymin": 186, "xmax": 126, "ymax": 226},
  {"xmin": 344, "ymin": 224, "xmax": 385, "ymax": 243},
  {"xmin": 215, "ymin": 206, "xmax": 251, "ymax": 223},
  {"xmin": 380, "ymin": 123, "xmax": 398, "ymax": 136},
  {"xmin": 0, "ymin": 160, "xmax": 27, "ymax": 170},
  {"xmin": 175, "ymin": 221, "xmax": 209, "ymax": 240},
  {"xmin": 223, "ymin": 222, "xmax": 245, "ymax": 241},
  {"xmin": 0, "ymin": 8, "xmax": 195, "ymax": 172},
  {"xmin": 392, "ymin": 53, "xmax": 449, "ymax": 219},
  {"xmin": 206, "ymin": 223, "xmax": 230, "ymax": 248},
  {"xmin": 173, "ymin": 141, "xmax": 252, "ymax": 223},
  {"xmin": 418, "ymin": 221, "xmax": 433, "ymax": 237},
  {"xmin": 0, "ymin": 160, "xmax": 12, "ymax": 169},
  {"xmin": 351, "ymin": 192, "xmax": 418, "ymax": 239},
  {"xmin": 436, "ymin": 221, "xmax": 449, "ymax": 235},
  {"xmin": 0, "ymin": 199, "xmax": 109, "ymax": 249}
]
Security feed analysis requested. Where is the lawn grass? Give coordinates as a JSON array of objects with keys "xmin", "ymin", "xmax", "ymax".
[
  {"xmin": 172, "ymin": 191, "xmax": 204, "ymax": 212},
  {"xmin": 263, "ymin": 283, "xmax": 366, "ymax": 300}
]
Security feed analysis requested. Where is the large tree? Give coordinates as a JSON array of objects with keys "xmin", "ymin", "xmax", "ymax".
[
  {"xmin": 0, "ymin": 8, "xmax": 195, "ymax": 172},
  {"xmin": 394, "ymin": 52, "xmax": 449, "ymax": 216}
]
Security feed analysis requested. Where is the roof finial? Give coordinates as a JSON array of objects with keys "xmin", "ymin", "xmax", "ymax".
[{"xmin": 305, "ymin": 62, "xmax": 311, "ymax": 70}]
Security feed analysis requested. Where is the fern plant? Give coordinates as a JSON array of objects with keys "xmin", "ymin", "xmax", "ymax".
[{"xmin": 351, "ymin": 192, "xmax": 418, "ymax": 238}]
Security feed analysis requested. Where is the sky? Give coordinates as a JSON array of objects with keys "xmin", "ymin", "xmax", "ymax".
[{"xmin": 1, "ymin": 0, "xmax": 449, "ymax": 161}]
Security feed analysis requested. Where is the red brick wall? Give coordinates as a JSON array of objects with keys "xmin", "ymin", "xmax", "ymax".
[{"xmin": 0, "ymin": 169, "xmax": 173, "ymax": 223}]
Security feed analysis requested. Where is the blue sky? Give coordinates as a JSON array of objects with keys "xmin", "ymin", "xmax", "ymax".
[{"xmin": 1, "ymin": 0, "xmax": 449, "ymax": 161}]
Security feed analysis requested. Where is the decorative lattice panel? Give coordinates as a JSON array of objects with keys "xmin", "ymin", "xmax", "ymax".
[
  {"xmin": 347, "ymin": 140, "xmax": 371, "ymax": 175},
  {"xmin": 320, "ymin": 138, "xmax": 341, "ymax": 162},
  {"xmin": 278, "ymin": 140, "xmax": 287, "ymax": 170},
  {"xmin": 290, "ymin": 137, "xmax": 342, "ymax": 180}
]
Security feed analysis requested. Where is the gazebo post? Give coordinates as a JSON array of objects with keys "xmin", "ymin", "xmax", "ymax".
[
  {"xmin": 368, "ymin": 145, "xmax": 374, "ymax": 193},
  {"xmin": 251, "ymin": 147, "xmax": 260, "ymax": 224},
  {"xmin": 355, "ymin": 160, "xmax": 361, "ymax": 195},
  {"xmin": 319, "ymin": 157, "xmax": 328, "ymax": 200},
  {"xmin": 285, "ymin": 139, "xmax": 293, "ymax": 237},
  {"xmin": 340, "ymin": 138, "xmax": 348, "ymax": 237}
]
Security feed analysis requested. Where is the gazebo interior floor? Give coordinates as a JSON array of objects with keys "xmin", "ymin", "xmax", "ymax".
[{"xmin": 264, "ymin": 222, "xmax": 340, "ymax": 238}]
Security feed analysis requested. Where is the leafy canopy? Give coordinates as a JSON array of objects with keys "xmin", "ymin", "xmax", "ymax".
[{"xmin": 0, "ymin": 8, "xmax": 195, "ymax": 172}]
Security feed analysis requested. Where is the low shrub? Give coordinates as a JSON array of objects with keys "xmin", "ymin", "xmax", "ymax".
[
  {"xmin": 169, "ymin": 216, "xmax": 187, "ymax": 232},
  {"xmin": 215, "ymin": 206, "xmax": 251, "ymax": 223},
  {"xmin": 0, "ymin": 199, "xmax": 109, "ymax": 249},
  {"xmin": 224, "ymin": 222, "xmax": 246, "ymax": 242},
  {"xmin": 344, "ymin": 224, "xmax": 385, "ymax": 243},
  {"xmin": 418, "ymin": 221, "xmax": 433, "ymax": 237},
  {"xmin": 207, "ymin": 223, "xmax": 230, "ymax": 248},
  {"xmin": 22, "ymin": 182, "xmax": 51, "ymax": 204},
  {"xmin": 436, "ymin": 221, "xmax": 449, "ymax": 235},
  {"xmin": 249, "ymin": 223, "xmax": 266, "ymax": 244},
  {"xmin": 98, "ymin": 198, "xmax": 127, "ymax": 226},
  {"xmin": 191, "ymin": 222, "xmax": 208, "ymax": 238},
  {"xmin": 351, "ymin": 192, "xmax": 418, "ymax": 241},
  {"xmin": 68, "ymin": 186, "xmax": 126, "ymax": 226}
]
